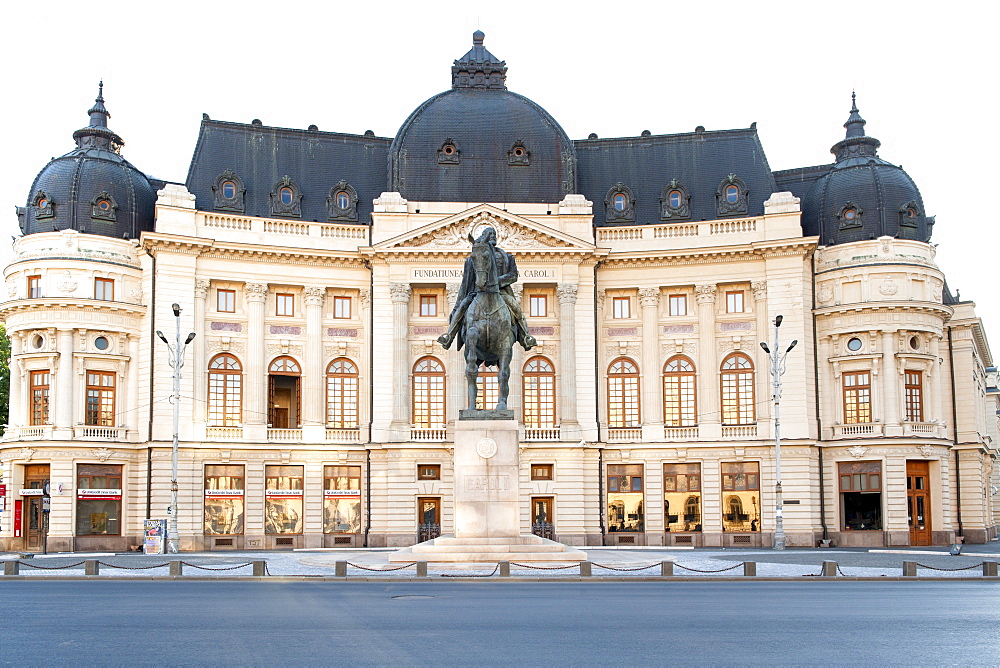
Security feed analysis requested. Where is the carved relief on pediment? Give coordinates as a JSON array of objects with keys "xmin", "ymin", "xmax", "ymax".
[{"xmin": 396, "ymin": 212, "xmax": 564, "ymax": 249}]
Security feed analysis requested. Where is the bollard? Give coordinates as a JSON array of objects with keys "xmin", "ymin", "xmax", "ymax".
[
  {"xmin": 903, "ymin": 561, "xmax": 917, "ymax": 577},
  {"xmin": 743, "ymin": 561, "xmax": 756, "ymax": 577},
  {"xmin": 822, "ymin": 561, "xmax": 838, "ymax": 577},
  {"xmin": 335, "ymin": 561, "xmax": 347, "ymax": 577},
  {"xmin": 85, "ymin": 560, "xmax": 100, "ymax": 576},
  {"xmin": 3, "ymin": 560, "xmax": 19, "ymax": 576},
  {"xmin": 252, "ymin": 560, "xmax": 267, "ymax": 577},
  {"xmin": 169, "ymin": 561, "xmax": 183, "ymax": 576},
  {"xmin": 661, "ymin": 561, "xmax": 674, "ymax": 577},
  {"xmin": 416, "ymin": 561, "xmax": 428, "ymax": 577},
  {"xmin": 580, "ymin": 561, "xmax": 592, "ymax": 577},
  {"xmin": 499, "ymin": 561, "xmax": 510, "ymax": 577},
  {"xmin": 983, "ymin": 561, "xmax": 998, "ymax": 577}
]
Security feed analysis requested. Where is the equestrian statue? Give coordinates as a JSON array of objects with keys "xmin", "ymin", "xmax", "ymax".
[{"xmin": 437, "ymin": 227, "xmax": 536, "ymax": 411}]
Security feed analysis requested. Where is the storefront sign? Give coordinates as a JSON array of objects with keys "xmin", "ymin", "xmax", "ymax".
[
  {"xmin": 324, "ymin": 489, "xmax": 361, "ymax": 497},
  {"xmin": 78, "ymin": 489, "xmax": 123, "ymax": 500},
  {"xmin": 204, "ymin": 489, "xmax": 244, "ymax": 497},
  {"xmin": 143, "ymin": 519, "xmax": 167, "ymax": 555},
  {"xmin": 19, "ymin": 489, "xmax": 44, "ymax": 496},
  {"xmin": 265, "ymin": 489, "xmax": 304, "ymax": 498},
  {"xmin": 13, "ymin": 500, "xmax": 22, "ymax": 537}
]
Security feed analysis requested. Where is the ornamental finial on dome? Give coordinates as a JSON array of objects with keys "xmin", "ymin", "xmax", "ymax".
[
  {"xmin": 87, "ymin": 80, "xmax": 110, "ymax": 128},
  {"xmin": 73, "ymin": 81, "xmax": 125, "ymax": 153},
  {"xmin": 844, "ymin": 90, "xmax": 867, "ymax": 139},
  {"xmin": 830, "ymin": 91, "xmax": 880, "ymax": 162},
  {"xmin": 452, "ymin": 31, "xmax": 507, "ymax": 90}
]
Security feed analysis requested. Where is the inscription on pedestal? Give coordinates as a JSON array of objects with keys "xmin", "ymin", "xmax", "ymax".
[{"xmin": 465, "ymin": 475, "xmax": 510, "ymax": 491}]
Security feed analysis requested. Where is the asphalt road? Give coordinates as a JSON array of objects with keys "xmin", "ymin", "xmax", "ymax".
[{"xmin": 2, "ymin": 581, "xmax": 998, "ymax": 666}]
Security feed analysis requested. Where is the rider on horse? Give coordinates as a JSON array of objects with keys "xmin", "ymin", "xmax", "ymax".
[{"xmin": 437, "ymin": 227, "xmax": 537, "ymax": 353}]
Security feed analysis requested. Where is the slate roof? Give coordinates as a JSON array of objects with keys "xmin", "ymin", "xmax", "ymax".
[{"xmin": 184, "ymin": 119, "xmax": 391, "ymax": 224}]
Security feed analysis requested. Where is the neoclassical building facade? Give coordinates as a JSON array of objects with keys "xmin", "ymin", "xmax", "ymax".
[{"xmin": 1, "ymin": 33, "xmax": 995, "ymax": 552}]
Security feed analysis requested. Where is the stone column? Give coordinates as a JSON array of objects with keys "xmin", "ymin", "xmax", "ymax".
[
  {"xmin": 751, "ymin": 281, "xmax": 771, "ymax": 434},
  {"xmin": 389, "ymin": 283, "xmax": 411, "ymax": 437},
  {"xmin": 639, "ymin": 287, "xmax": 662, "ymax": 438},
  {"xmin": 126, "ymin": 334, "xmax": 140, "ymax": 439},
  {"xmin": 930, "ymin": 335, "xmax": 943, "ymax": 431},
  {"xmin": 302, "ymin": 286, "xmax": 326, "ymax": 442},
  {"xmin": 54, "ymin": 328, "xmax": 75, "ymax": 439},
  {"xmin": 445, "ymin": 282, "xmax": 465, "ymax": 420},
  {"xmin": 695, "ymin": 284, "xmax": 721, "ymax": 439},
  {"xmin": 509, "ymin": 283, "xmax": 524, "ymax": 417},
  {"xmin": 358, "ymin": 289, "xmax": 372, "ymax": 442},
  {"xmin": 557, "ymin": 283, "xmax": 579, "ymax": 432},
  {"xmin": 7, "ymin": 334, "xmax": 23, "ymax": 430},
  {"xmin": 882, "ymin": 331, "xmax": 902, "ymax": 436},
  {"xmin": 244, "ymin": 282, "xmax": 268, "ymax": 441},
  {"xmin": 192, "ymin": 279, "xmax": 209, "ymax": 434}
]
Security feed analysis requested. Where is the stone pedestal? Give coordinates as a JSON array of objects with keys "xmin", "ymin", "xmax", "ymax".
[{"xmin": 454, "ymin": 414, "xmax": 519, "ymax": 539}]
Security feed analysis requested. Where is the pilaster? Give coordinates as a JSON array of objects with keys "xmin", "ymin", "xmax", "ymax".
[
  {"xmin": 244, "ymin": 282, "xmax": 268, "ymax": 441},
  {"xmin": 639, "ymin": 286, "xmax": 662, "ymax": 439},
  {"xmin": 558, "ymin": 283, "xmax": 579, "ymax": 433},
  {"xmin": 302, "ymin": 286, "xmax": 326, "ymax": 442},
  {"xmin": 389, "ymin": 283, "xmax": 411, "ymax": 438},
  {"xmin": 54, "ymin": 328, "xmax": 75, "ymax": 439},
  {"xmin": 695, "ymin": 284, "xmax": 721, "ymax": 439}
]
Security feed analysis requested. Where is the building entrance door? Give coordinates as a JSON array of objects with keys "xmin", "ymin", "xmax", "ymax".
[
  {"xmin": 23, "ymin": 464, "xmax": 50, "ymax": 551},
  {"xmin": 907, "ymin": 461, "xmax": 931, "ymax": 546},
  {"xmin": 531, "ymin": 497, "xmax": 554, "ymax": 539},
  {"xmin": 417, "ymin": 497, "xmax": 441, "ymax": 542}
]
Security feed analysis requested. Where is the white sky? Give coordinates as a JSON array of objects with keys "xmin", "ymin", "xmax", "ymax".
[{"xmin": 2, "ymin": 0, "xmax": 995, "ymax": 356}]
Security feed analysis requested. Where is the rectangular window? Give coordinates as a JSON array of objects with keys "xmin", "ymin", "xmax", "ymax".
[
  {"xmin": 721, "ymin": 462, "xmax": 760, "ymax": 532},
  {"xmin": 668, "ymin": 294, "xmax": 687, "ymax": 316},
  {"xmin": 30, "ymin": 370, "xmax": 50, "ymax": 426},
  {"xmin": 529, "ymin": 295, "xmax": 547, "ymax": 317},
  {"xmin": 276, "ymin": 293, "xmax": 294, "ymax": 317},
  {"xmin": 85, "ymin": 371, "xmax": 115, "ymax": 426},
  {"xmin": 333, "ymin": 296, "xmax": 351, "ymax": 319},
  {"xmin": 417, "ymin": 464, "xmax": 441, "ymax": 480},
  {"xmin": 843, "ymin": 371, "xmax": 872, "ymax": 424},
  {"xmin": 607, "ymin": 464, "xmax": 644, "ymax": 533},
  {"xmin": 94, "ymin": 278, "xmax": 114, "ymax": 301},
  {"xmin": 531, "ymin": 464, "xmax": 553, "ymax": 481},
  {"xmin": 419, "ymin": 295, "xmax": 437, "ymax": 317},
  {"xmin": 204, "ymin": 465, "xmax": 244, "ymax": 536},
  {"xmin": 839, "ymin": 461, "xmax": 882, "ymax": 531},
  {"xmin": 475, "ymin": 371, "xmax": 499, "ymax": 411},
  {"xmin": 27, "ymin": 275, "xmax": 41, "ymax": 299},
  {"xmin": 612, "ymin": 296, "xmax": 630, "ymax": 319},
  {"xmin": 726, "ymin": 291, "xmax": 744, "ymax": 313},
  {"xmin": 324, "ymin": 465, "xmax": 361, "ymax": 534},
  {"xmin": 76, "ymin": 464, "xmax": 123, "ymax": 536},
  {"xmin": 664, "ymin": 463, "xmax": 701, "ymax": 532},
  {"xmin": 265, "ymin": 465, "xmax": 304, "ymax": 535},
  {"xmin": 217, "ymin": 289, "xmax": 235, "ymax": 313},
  {"xmin": 905, "ymin": 371, "xmax": 923, "ymax": 422}
]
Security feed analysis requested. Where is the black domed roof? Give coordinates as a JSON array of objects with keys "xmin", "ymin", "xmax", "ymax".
[
  {"xmin": 802, "ymin": 94, "xmax": 931, "ymax": 245},
  {"xmin": 389, "ymin": 32, "xmax": 576, "ymax": 203},
  {"xmin": 19, "ymin": 83, "xmax": 157, "ymax": 238}
]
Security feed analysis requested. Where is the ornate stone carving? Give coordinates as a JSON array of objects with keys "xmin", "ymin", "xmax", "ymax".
[
  {"xmin": 596, "ymin": 289, "xmax": 606, "ymax": 310},
  {"xmin": 694, "ymin": 284, "xmax": 716, "ymax": 304},
  {"xmin": 879, "ymin": 278, "xmax": 898, "ymax": 296},
  {"xmin": 751, "ymin": 280, "xmax": 767, "ymax": 301},
  {"xmin": 245, "ymin": 282, "xmax": 268, "ymax": 302},
  {"xmin": 400, "ymin": 212, "xmax": 562, "ymax": 249},
  {"xmin": 716, "ymin": 174, "xmax": 749, "ymax": 217},
  {"xmin": 194, "ymin": 279, "xmax": 210, "ymax": 299},
  {"xmin": 358, "ymin": 289, "xmax": 371, "ymax": 309},
  {"xmin": 557, "ymin": 283, "xmax": 579, "ymax": 305},
  {"xmin": 16, "ymin": 447, "xmax": 36, "ymax": 461},
  {"xmin": 212, "ymin": 169, "xmax": 246, "ymax": 213},
  {"xmin": 57, "ymin": 271, "xmax": 78, "ymax": 294},
  {"xmin": 92, "ymin": 447, "xmax": 113, "ymax": 462},
  {"xmin": 604, "ymin": 183, "xmax": 636, "ymax": 223},
  {"xmin": 816, "ymin": 284, "xmax": 834, "ymax": 304},
  {"xmin": 327, "ymin": 180, "xmax": 359, "ymax": 222},
  {"xmin": 304, "ymin": 286, "xmax": 326, "ymax": 307},
  {"xmin": 7, "ymin": 281, "xmax": 16, "ymax": 298},
  {"xmin": 660, "ymin": 179, "xmax": 691, "ymax": 220},
  {"xmin": 445, "ymin": 283, "xmax": 462, "ymax": 307},
  {"xmin": 206, "ymin": 339, "xmax": 245, "ymax": 355},
  {"xmin": 638, "ymin": 287, "xmax": 660, "ymax": 307},
  {"xmin": 269, "ymin": 175, "xmax": 303, "ymax": 217},
  {"xmin": 389, "ymin": 283, "xmax": 411, "ymax": 304},
  {"xmin": 918, "ymin": 445, "xmax": 937, "ymax": 458},
  {"xmin": 848, "ymin": 445, "xmax": 868, "ymax": 459},
  {"xmin": 511, "ymin": 283, "xmax": 523, "ymax": 301}
]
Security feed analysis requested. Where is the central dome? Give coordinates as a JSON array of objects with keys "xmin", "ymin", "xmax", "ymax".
[{"xmin": 388, "ymin": 32, "xmax": 576, "ymax": 203}]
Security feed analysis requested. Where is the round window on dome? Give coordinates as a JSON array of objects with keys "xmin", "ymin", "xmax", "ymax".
[
  {"xmin": 37, "ymin": 198, "xmax": 48, "ymax": 209},
  {"xmin": 279, "ymin": 187, "xmax": 293, "ymax": 206},
  {"xmin": 222, "ymin": 181, "xmax": 236, "ymax": 199},
  {"xmin": 613, "ymin": 193, "xmax": 627, "ymax": 211},
  {"xmin": 725, "ymin": 185, "xmax": 739, "ymax": 204},
  {"xmin": 443, "ymin": 145, "xmax": 455, "ymax": 155},
  {"xmin": 97, "ymin": 199, "xmax": 111, "ymax": 211},
  {"xmin": 336, "ymin": 191, "xmax": 349, "ymax": 209},
  {"xmin": 94, "ymin": 336, "xmax": 110, "ymax": 351},
  {"xmin": 32, "ymin": 334, "xmax": 44, "ymax": 350},
  {"xmin": 847, "ymin": 337, "xmax": 863, "ymax": 352},
  {"xmin": 844, "ymin": 208, "xmax": 856, "ymax": 220},
  {"xmin": 668, "ymin": 190, "xmax": 682, "ymax": 209},
  {"xmin": 513, "ymin": 147, "xmax": 524, "ymax": 157}
]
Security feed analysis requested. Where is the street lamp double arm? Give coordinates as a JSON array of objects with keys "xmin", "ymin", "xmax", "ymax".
[{"xmin": 760, "ymin": 314, "xmax": 797, "ymax": 551}]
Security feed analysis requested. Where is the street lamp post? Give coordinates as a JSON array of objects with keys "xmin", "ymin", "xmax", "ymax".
[
  {"xmin": 760, "ymin": 315, "xmax": 797, "ymax": 551},
  {"xmin": 156, "ymin": 303, "xmax": 196, "ymax": 554}
]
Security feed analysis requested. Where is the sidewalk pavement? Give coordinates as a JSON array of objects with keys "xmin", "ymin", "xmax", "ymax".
[{"xmin": 3, "ymin": 543, "xmax": 1000, "ymax": 578}]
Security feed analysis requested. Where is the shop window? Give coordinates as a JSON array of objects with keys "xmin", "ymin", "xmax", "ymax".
[
  {"xmin": 324, "ymin": 465, "xmax": 361, "ymax": 533},
  {"xmin": 30, "ymin": 370, "xmax": 50, "ymax": 426},
  {"xmin": 94, "ymin": 277, "xmax": 114, "ymax": 301},
  {"xmin": 607, "ymin": 464, "xmax": 644, "ymax": 533},
  {"xmin": 608, "ymin": 358, "xmax": 640, "ymax": 428},
  {"xmin": 843, "ymin": 371, "xmax": 872, "ymax": 424},
  {"xmin": 531, "ymin": 464, "xmax": 553, "ymax": 481},
  {"xmin": 412, "ymin": 357, "xmax": 445, "ymax": 428},
  {"xmin": 663, "ymin": 356, "xmax": 697, "ymax": 427},
  {"xmin": 265, "ymin": 465, "xmax": 304, "ymax": 535},
  {"xmin": 839, "ymin": 461, "xmax": 882, "ymax": 531},
  {"xmin": 668, "ymin": 294, "xmax": 687, "ymax": 316},
  {"xmin": 85, "ymin": 371, "xmax": 115, "ymax": 426},
  {"xmin": 612, "ymin": 296, "xmax": 630, "ymax": 319},
  {"xmin": 475, "ymin": 363, "xmax": 499, "ymax": 410},
  {"xmin": 417, "ymin": 464, "xmax": 441, "ymax": 480},
  {"xmin": 529, "ymin": 295, "xmax": 547, "ymax": 317},
  {"xmin": 204, "ymin": 464, "xmax": 245, "ymax": 536},
  {"xmin": 523, "ymin": 357, "xmax": 555, "ymax": 428},
  {"xmin": 27, "ymin": 275, "xmax": 41, "ymax": 299},
  {"xmin": 208, "ymin": 354, "xmax": 242, "ymax": 426},
  {"xmin": 326, "ymin": 358, "xmax": 358, "ymax": 428},
  {"xmin": 76, "ymin": 464, "xmax": 123, "ymax": 536},
  {"xmin": 905, "ymin": 371, "xmax": 923, "ymax": 422},
  {"xmin": 419, "ymin": 295, "xmax": 438, "ymax": 317},
  {"xmin": 217, "ymin": 289, "xmax": 235, "ymax": 313},
  {"xmin": 333, "ymin": 296, "xmax": 351, "ymax": 319},
  {"xmin": 276, "ymin": 293, "xmax": 294, "ymax": 317},
  {"xmin": 721, "ymin": 462, "xmax": 760, "ymax": 532},
  {"xmin": 664, "ymin": 463, "xmax": 701, "ymax": 532},
  {"xmin": 720, "ymin": 354, "xmax": 754, "ymax": 425},
  {"xmin": 726, "ymin": 291, "xmax": 744, "ymax": 313}
]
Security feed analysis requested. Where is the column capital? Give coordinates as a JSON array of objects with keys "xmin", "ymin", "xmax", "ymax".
[
  {"xmin": 638, "ymin": 287, "xmax": 660, "ymax": 307},
  {"xmin": 557, "ymin": 283, "xmax": 579, "ymax": 305},
  {"xmin": 359, "ymin": 288, "xmax": 371, "ymax": 309},
  {"xmin": 445, "ymin": 282, "xmax": 462, "ymax": 308},
  {"xmin": 694, "ymin": 284, "xmax": 717, "ymax": 304},
  {"xmin": 751, "ymin": 280, "xmax": 767, "ymax": 301},
  {"xmin": 245, "ymin": 282, "xmax": 268, "ymax": 303},
  {"xmin": 511, "ymin": 283, "xmax": 524, "ymax": 301},
  {"xmin": 389, "ymin": 283, "xmax": 411, "ymax": 304},
  {"xmin": 194, "ymin": 279, "xmax": 210, "ymax": 299},
  {"xmin": 304, "ymin": 286, "xmax": 326, "ymax": 307}
]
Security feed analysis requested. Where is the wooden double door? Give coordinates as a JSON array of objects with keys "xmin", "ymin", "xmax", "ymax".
[
  {"xmin": 907, "ymin": 461, "xmax": 931, "ymax": 546},
  {"xmin": 23, "ymin": 464, "xmax": 50, "ymax": 550}
]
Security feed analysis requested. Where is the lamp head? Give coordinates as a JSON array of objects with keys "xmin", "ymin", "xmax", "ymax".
[
  {"xmin": 155, "ymin": 330, "xmax": 167, "ymax": 344},
  {"xmin": 759, "ymin": 342, "xmax": 770, "ymax": 353},
  {"xmin": 184, "ymin": 332, "xmax": 197, "ymax": 345},
  {"xmin": 171, "ymin": 303, "xmax": 181, "ymax": 317},
  {"xmin": 787, "ymin": 340, "xmax": 798, "ymax": 353},
  {"xmin": 774, "ymin": 314, "xmax": 783, "ymax": 327}
]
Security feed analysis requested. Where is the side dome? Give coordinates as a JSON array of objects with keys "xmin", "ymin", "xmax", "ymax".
[
  {"xmin": 388, "ymin": 32, "xmax": 576, "ymax": 203},
  {"xmin": 802, "ymin": 94, "xmax": 932, "ymax": 245},
  {"xmin": 18, "ymin": 83, "xmax": 157, "ymax": 238}
]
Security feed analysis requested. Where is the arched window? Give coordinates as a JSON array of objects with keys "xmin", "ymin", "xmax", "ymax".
[
  {"xmin": 720, "ymin": 354, "xmax": 755, "ymax": 425},
  {"xmin": 268, "ymin": 356, "xmax": 301, "ymax": 429},
  {"xmin": 475, "ymin": 364, "xmax": 499, "ymax": 410},
  {"xmin": 663, "ymin": 356, "xmax": 697, "ymax": 427},
  {"xmin": 608, "ymin": 358, "xmax": 640, "ymax": 428},
  {"xmin": 326, "ymin": 358, "xmax": 358, "ymax": 428},
  {"xmin": 413, "ymin": 357, "xmax": 445, "ymax": 428},
  {"xmin": 523, "ymin": 357, "xmax": 556, "ymax": 428},
  {"xmin": 209, "ymin": 354, "xmax": 242, "ymax": 426}
]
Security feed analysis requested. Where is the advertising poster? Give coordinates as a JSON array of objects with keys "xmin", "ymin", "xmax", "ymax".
[{"xmin": 143, "ymin": 519, "xmax": 167, "ymax": 554}]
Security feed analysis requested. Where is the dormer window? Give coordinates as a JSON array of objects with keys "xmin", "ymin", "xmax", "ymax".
[
  {"xmin": 613, "ymin": 194, "xmax": 626, "ymax": 211},
  {"xmin": 33, "ymin": 190, "xmax": 54, "ymax": 219},
  {"xmin": 90, "ymin": 191, "xmax": 118, "ymax": 222},
  {"xmin": 327, "ymin": 180, "xmax": 359, "ymax": 222},
  {"xmin": 838, "ymin": 203, "xmax": 863, "ymax": 230},
  {"xmin": 269, "ymin": 176, "xmax": 302, "ymax": 217},
  {"xmin": 605, "ymin": 183, "xmax": 636, "ymax": 223},
  {"xmin": 725, "ymin": 185, "xmax": 739, "ymax": 204},
  {"xmin": 660, "ymin": 180, "xmax": 691, "ymax": 220},
  {"xmin": 899, "ymin": 201, "xmax": 920, "ymax": 228},
  {"xmin": 508, "ymin": 141, "xmax": 530, "ymax": 166},
  {"xmin": 213, "ymin": 170, "xmax": 246, "ymax": 213},
  {"xmin": 438, "ymin": 139, "xmax": 461, "ymax": 164},
  {"xmin": 336, "ymin": 191, "xmax": 349, "ymax": 209},
  {"xmin": 279, "ymin": 187, "xmax": 294, "ymax": 206},
  {"xmin": 715, "ymin": 174, "xmax": 749, "ymax": 217},
  {"xmin": 221, "ymin": 181, "xmax": 236, "ymax": 199}
]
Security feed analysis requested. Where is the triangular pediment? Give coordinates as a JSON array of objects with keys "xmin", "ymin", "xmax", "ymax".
[{"xmin": 370, "ymin": 205, "xmax": 595, "ymax": 253}]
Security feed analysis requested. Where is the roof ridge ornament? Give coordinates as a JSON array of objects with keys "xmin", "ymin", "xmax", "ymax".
[
  {"xmin": 451, "ymin": 31, "xmax": 507, "ymax": 90},
  {"xmin": 830, "ymin": 91, "xmax": 880, "ymax": 162},
  {"xmin": 73, "ymin": 81, "xmax": 125, "ymax": 153}
]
